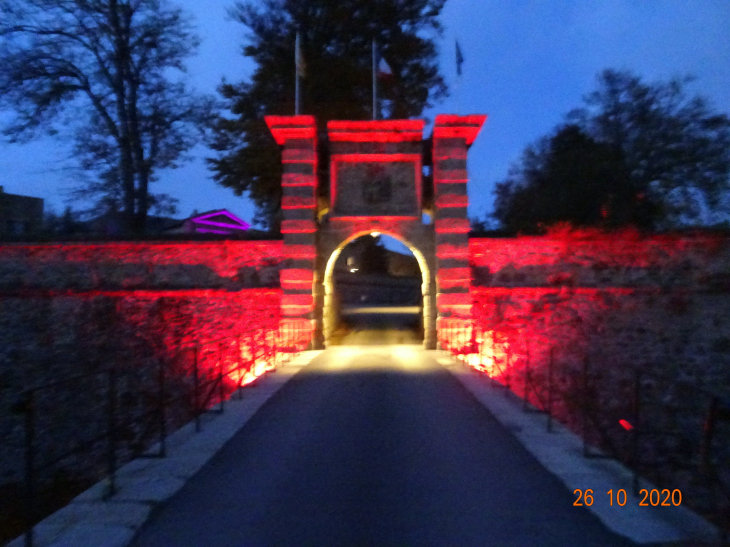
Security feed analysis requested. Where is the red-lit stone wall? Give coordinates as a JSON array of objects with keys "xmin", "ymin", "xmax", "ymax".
[
  {"xmin": 0, "ymin": 239, "xmax": 286, "ymax": 352},
  {"xmin": 464, "ymin": 229, "xmax": 730, "ymax": 465},
  {"xmin": 465, "ymin": 229, "xmax": 730, "ymax": 520},
  {"xmin": 467, "ymin": 229, "xmax": 730, "ymax": 377},
  {"xmin": 0, "ymin": 239, "xmax": 289, "ymax": 485}
]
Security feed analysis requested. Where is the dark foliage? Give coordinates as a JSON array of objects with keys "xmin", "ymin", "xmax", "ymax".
[
  {"xmin": 358, "ymin": 234, "xmax": 390, "ymax": 274},
  {"xmin": 493, "ymin": 70, "xmax": 730, "ymax": 233},
  {"xmin": 207, "ymin": 0, "xmax": 448, "ymax": 230}
]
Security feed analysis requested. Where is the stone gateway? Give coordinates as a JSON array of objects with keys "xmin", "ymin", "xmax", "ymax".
[{"xmin": 266, "ymin": 115, "xmax": 487, "ymax": 349}]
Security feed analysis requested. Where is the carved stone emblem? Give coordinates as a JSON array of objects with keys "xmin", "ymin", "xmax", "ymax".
[{"xmin": 362, "ymin": 164, "xmax": 392, "ymax": 204}]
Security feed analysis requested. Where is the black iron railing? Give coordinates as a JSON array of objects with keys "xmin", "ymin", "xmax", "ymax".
[
  {"xmin": 443, "ymin": 322, "xmax": 730, "ymax": 544},
  {"xmin": 8, "ymin": 323, "xmax": 311, "ymax": 547}
]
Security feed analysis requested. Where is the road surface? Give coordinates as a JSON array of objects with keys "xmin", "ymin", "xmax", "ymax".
[{"xmin": 132, "ymin": 346, "xmax": 636, "ymax": 547}]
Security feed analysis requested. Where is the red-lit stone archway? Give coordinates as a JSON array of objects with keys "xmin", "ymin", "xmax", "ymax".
[{"xmin": 266, "ymin": 115, "xmax": 487, "ymax": 351}]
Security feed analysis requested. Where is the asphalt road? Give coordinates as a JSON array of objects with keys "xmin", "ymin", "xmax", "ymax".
[{"xmin": 132, "ymin": 346, "xmax": 636, "ymax": 547}]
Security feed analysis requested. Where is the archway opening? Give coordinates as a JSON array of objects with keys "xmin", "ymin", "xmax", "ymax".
[{"xmin": 324, "ymin": 233, "xmax": 428, "ymax": 346}]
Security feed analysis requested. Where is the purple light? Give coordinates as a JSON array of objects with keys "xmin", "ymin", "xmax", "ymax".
[{"xmin": 189, "ymin": 210, "xmax": 250, "ymax": 232}]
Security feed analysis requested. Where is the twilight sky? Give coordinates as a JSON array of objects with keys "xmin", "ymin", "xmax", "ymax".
[{"xmin": 1, "ymin": 0, "xmax": 729, "ymax": 227}]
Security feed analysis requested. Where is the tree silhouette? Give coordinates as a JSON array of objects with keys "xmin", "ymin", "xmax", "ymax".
[
  {"xmin": 0, "ymin": 0, "xmax": 212, "ymax": 233},
  {"xmin": 493, "ymin": 70, "xmax": 730, "ymax": 232},
  {"xmin": 359, "ymin": 235, "xmax": 389, "ymax": 275},
  {"xmin": 207, "ymin": 0, "xmax": 448, "ymax": 230}
]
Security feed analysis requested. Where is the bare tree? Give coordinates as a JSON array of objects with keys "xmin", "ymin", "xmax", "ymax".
[{"xmin": 0, "ymin": 0, "xmax": 212, "ymax": 233}]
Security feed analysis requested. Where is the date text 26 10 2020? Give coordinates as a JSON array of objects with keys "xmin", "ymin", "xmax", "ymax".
[{"xmin": 573, "ymin": 488, "xmax": 682, "ymax": 507}]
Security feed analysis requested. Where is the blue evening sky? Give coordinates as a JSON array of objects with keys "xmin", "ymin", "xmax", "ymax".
[{"xmin": 1, "ymin": 0, "xmax": 729, "ymax": 229}]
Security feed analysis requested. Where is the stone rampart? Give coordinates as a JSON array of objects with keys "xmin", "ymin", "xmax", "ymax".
[
  {"xmin": 465, "ymin": 229, "xmax": 730, "ymax": 523},
  {"xmin": 0, "ymin": 240, "xmax": 285, "ymax": 291},
  {"xmin": 468, "ymin": 229, "xmax": 730, "ymax": 382},
  {"xmin": 0, "ymin": 240, "xmax": 286, "ymax": 491}
]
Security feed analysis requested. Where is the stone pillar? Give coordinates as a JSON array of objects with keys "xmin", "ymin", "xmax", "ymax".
[
  {"xmin": 432, "ymin": 114, "xmax": 487, "ymax": 347},
  {"xmin": 265, "ymin": 115, "xmax": 318, "ymax": 349}
]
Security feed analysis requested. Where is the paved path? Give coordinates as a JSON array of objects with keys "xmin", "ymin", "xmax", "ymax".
[{"xmin": 131, "ymin": 346, "xmax": 636, "ymax": 547}]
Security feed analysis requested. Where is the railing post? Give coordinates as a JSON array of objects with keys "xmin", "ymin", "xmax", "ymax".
[
  {"xmin": 582, "ymin": 357, "xmax": 589, "ymax": 457},
  {"xmin": 106, "ymin": 369, "xmax": 117, "ymax": 499},
  {"xmin": 193, "ymin": 344, "xmax": 200, "ymax": 432},
  {"xmin": 237, "ymin": 335, "xmax": 244, "ymax": 400},
  {"xmin": 523, "ymin": 340, "xmax": 531, "ymax": 411},
  {"xmin": 632, "ymin": 368, "xmax": 641, "ymax": 496},
  {"xmin": 218, "ymin": 340, "xmax": 225, "ymax": 412},
  {"xmin": 23, "ymin": 390, "xmax": 35, "ymax": 547},
  {"xmin": 547, "ymin": 347, "xmax": 554, "ymax": 433},
  {"xmin": 158, "ymin": 357, "xmax": 167, "ymax": 457}
]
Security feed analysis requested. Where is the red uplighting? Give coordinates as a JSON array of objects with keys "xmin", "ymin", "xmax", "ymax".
[
  {"xmin": 280, "ymin": 269, "xmax": 314, "ymax": 284},
  {"xmin": 438, "ymin": 268, "xmax": 470, "ymax": 290},
  {"xmin": 433, "ymin": 147, "xmax": 467, "ymax": 161},
  {"xmin": 438, "ymin": 268, "xmax": 471, "ymax": 282},
  {"xmin": 328, "ymin": 119, "xmax": 425, "ymax": 142},
  {"xmin": 619, "ymin": 419, "xmax": 634, "ymax": 431},
  {"xmin": 285, "ymin": 245, "xmax": 317, "ymax": 260},
  {"xmin": 434, "ymin": 170, "xmax": 468, "ymax": 182},
  {"xmin": 265, "ymin": 115, "xmax": 316, "ymax": 145},
  {"xmin": 433, "ymin": 114, "xmax": 488, "ymax": 145},
  {"xmin": 436, "ymin": 194, "xmax": 469, "ymax": 208},
  {"xmin": 281, "ymin": 220, "xmax": 317, "ymax": 234},
  {"xmin": 281, "ymin": 196, "xmax": 316, "ymax": 209},
  {"xmin": 0, "ymin": 241, "xmax": 286, "ymax": 279},
  {"xmin": 438, "ymin": 292, "xmax": 472, "ymax": 307},
  {"xmin": 436, "ymin": 244, "xmax": 470, "ymax": 259},
  {"xmin": 435, "ymin": 219, "xmax": 471, "ymax": 234},
  {"xmin": 281, "ymin": 293, "xmax": 314, "ymax": 308},
  {"xmin": 282, "ymin": 148, "xmax": 316, "ymax": 163},
  {"xmin": 331, "ymin": 216, "xmax": 420, "ymax": 222},
  {"xmin": 282, "ymin": 174, "xmax": 316, "ymax": 187}
]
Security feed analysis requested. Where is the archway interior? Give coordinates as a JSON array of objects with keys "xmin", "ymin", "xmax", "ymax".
[{"xmin": 324, "ymin": 233, "xmax": 426, "ymax": 346}]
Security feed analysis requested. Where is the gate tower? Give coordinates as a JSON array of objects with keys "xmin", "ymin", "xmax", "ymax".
[{"xmin": 266, "ymin": 114, "xmax": 486, "ymax": 350}]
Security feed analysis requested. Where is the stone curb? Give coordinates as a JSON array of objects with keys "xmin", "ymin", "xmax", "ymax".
[
  {"xmin": 7, "ymin": 351, "xmax": 322, "ymax": 547},
  {"xmin": 437, "ymin": 352, "xmax": 721, "ymax": 546}
]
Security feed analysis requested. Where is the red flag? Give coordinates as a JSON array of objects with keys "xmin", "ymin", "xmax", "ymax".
[{"xmin": 378, "ymin": 56, "xmax": 393, "ymax": 78}]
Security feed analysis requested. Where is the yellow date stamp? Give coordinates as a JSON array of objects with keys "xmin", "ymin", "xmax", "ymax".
[{"xmin": 574, "ymin": 488, "xmax": 682, "ymax": 507}]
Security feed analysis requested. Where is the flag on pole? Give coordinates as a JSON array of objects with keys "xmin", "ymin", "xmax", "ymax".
[
  {"xmin": 456, "ymin": 39, "xmax": 464, "ymax": 77},
  {"xmin": 378, "ymin": 56, "xmax": 393, "ymax": 79},
  {"xmin": 295, "ymin": 33, "xmax": 306, "ymax": 78},
  {"xmin": 372, "ymin": 41, "xmax": 396, "ymax": 119}
]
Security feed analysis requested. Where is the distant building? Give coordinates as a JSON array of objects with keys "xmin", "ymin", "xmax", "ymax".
[
  {"xmin": 164, "ymin": 210, "xmax": 251, "ymax": 235},
  {"xmin": 0, "ymin": 186, "xmax": 44, "ymax": 237},
  {"xmin": 78, "ymin": 208, "xmax": 250, "ymax": 237}
]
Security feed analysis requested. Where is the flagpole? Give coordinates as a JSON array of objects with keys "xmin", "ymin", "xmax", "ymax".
[
  {"xmin": 295, "ymin": 32, "xmax": 301, "ymax": 115},
  {"xmin": 372, "ymin": 39, "xmax": 377, "ymax": 120}
]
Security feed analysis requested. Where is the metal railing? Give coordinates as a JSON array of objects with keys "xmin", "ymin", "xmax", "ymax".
[
  {"xmin": 8, "ymin": 323, "xmax": 312, "ymax": 547},
  {"xmin": 442, "ymin": 322, "xmax": 730, "ymax": 544}
]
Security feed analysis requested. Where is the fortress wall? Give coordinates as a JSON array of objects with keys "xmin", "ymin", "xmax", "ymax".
[
  {"xmin": 0, "ymin": 240, "xmax": 286, "ymax": 487},
  {"xmin": 464, "ymin": 230, "xmax": 730, "ymax": 512}
]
